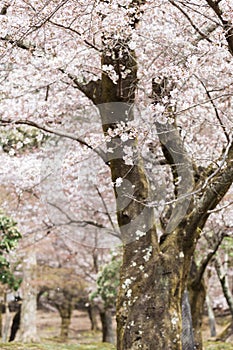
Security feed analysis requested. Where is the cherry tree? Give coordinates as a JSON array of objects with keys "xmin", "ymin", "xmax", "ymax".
[{"xmin": 0, "ymin": 1, "xmax": 233, "ymax": 349}]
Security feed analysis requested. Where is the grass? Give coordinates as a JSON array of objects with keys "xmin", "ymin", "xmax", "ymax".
[
  {"xmin": 0, "ymin": 343, "xmax": 116, "ymax": 350},
  {"xmin": 0, "ymin": 341, "xmax": 232, "ymax": 350},
  {"xmin": 204, "ymin": 341, "xmax": 233, "ymax": 350}
]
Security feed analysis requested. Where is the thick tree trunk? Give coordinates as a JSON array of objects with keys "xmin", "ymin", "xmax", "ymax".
[
  {"xmin": 98, "ymin": 24, "xmax": 191, "ymax": 350},
  {"xmin": 19, "ymin": 250, "xmax": 39, "ymax": 342},
  {"xmin": 100, "ymin": 309, "xmax": 114, "ymax": 344},
  {"xmin": 116, "ymin": 241, "xmax": 186, "ymax": 350}
]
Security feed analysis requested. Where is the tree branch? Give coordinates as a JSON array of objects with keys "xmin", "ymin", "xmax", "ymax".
[
  {"xmin": 186, "ymin": 136, "xmax": 233, "ymax": 244},
  {"xmin": 47, "ymin": 201, "xmax": 120, "ymax": 239},
  {"xmin": 95, "ymin": 185, "xmax": 119, "ymax": 234},
  {"xmin": 195, "ymin": 75, "xmax": 230, "ymax": 143},
  {"xmin": 0, "ymin": 34, "xmax": 36, "ymax": 51},
  {"xmin": 49, "ymin": 20, "xmax": 101, "ymax": 52},
  {"xmin": 169, "ymin": 0, "xmax": 213, "ymax": 43},
  {"xmin": 156, "ymin": 120, "xmax": 195, "ymax": 236},
  {"xmin": 0, "ymin": 34, "xmax": 102, "ymax": 105},
  {"xmin": 0, "ymin": 118, "xmax": 107, "ymax": 162},
  {"xmin": 59, "ymin": 69, "xmax": 102, "ymax": 105},
  {"xmin": 205, "ymin": 0, "xmax": 233, "ymax": 55},
  {"xmin": 194, "ymin": 231, "xmax": 226, "ymax": 285}
]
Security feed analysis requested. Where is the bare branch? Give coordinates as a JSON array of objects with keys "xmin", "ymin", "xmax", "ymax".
[
  {"xmin": 95, "ymin": 185, "xmax": 119, "ymax": 233},
  {"xmin": 0, "ymin": 118, "xmax": 107, "ymax": 162},
  {"xmin": 47, "ymin": 201, "xmax": 120, "ymax": 239},
  {"xmin": 207, "ymin": 200, "xmax": 233, "ymax": 214},
  {"xmin": 194, "ymin": 231, "xmax": 226, "ymax": 285},
  {"xmin": 169, "ymin": 0, "xmax": 213, "ymax": 43},
  {"xmin": 0, "ymin": 34, "xmax": 36, "ymax": 51},
  {"xmin": 49, "ymin": 20, "xmax": 101, "ymax": 52},
  {"xmin": 195, "ymin": 75, "xmax": 230, "ymax": 143},
  {"xmin": 186, "ymin": 136, "xmax": 233, "ymax": 243}
]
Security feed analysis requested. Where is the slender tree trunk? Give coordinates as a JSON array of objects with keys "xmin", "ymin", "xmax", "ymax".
[
  {"xmin": 181, "ymin": 289, "xmax": 195, "ymax": 350},
  {"xmin": 57, "ymin": 299, "xmax": 73, "ymax": 340},
  {"xmin": 214, "ymin": 253, "xmax": 233, "ymax": 341},
  {"xmin": 2, "ymin": 294, "xmax": 11, "ymax": 342},
  {"xmin": 205, "ymin": 293, "xmax": 216, "ymax": 337},
  {"xmin": 87, "ymin": 304, "xmax": 99, "ymax": 331},
  {"xmin": 100, "ymin": 308, "xmax": 114, "ymax": 344},
  {"xmin": 0, "ymin": 301, "xmax": 2, "ymax": 338},
  {"xmin": 188, "ymin": 261, "xmax": 206, "ymax": 350},
  {"xmin": 19, "ymin": 250, "xmax": 39, "ymax": 342},
  {"xmin": 60, "ymin": 313, "xmax": 71, "ymax": 340},
  {"xmin": 9, "ymin": 305, "xmax": 21, "ymax": 341},
  {"xmin": 215, "ymin": 253, "xmax": 233, "ymax": 318}
]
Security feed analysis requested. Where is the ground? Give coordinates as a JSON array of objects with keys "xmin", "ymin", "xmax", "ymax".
[{"xmin": 1, "ymin": 309, "xmax": 233, "ymax": 349}]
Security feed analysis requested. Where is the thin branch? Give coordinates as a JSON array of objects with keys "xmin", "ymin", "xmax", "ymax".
[
  {"xmin": 174, "ymin": 93, "xmax": 233, "ymax": 116},
  {"xmin": 47, "ymin": 201, "xmax": 121, "ymax": 239},
  {"xmin": 47, "ymin": 201, "xmax": 106, "ymax": 229},
  {"xmin": 169, "ymin": 0, "xmax": 213, "ymax": 43},
  {"xmin": 49, "ymin": 20, "xmax": 101, "ymax": 52},
  {"xmin": 95, "ymin": 185, "xmax": 119, "ymax": 233},
  {"xmin": 195, "ymin": 75, "xmax": 230, "ymax": 143},
  {"xmin": 0, "ymin": 34, "xmax": 36, "ymax": 51},
  {"xmin": 195, "ymin": 231, "xmax": 226, "ymax": 284},
  {"xmin": 23, "ymin": 0, "xmax": 71, "ymax": 36},
  {"xmin": 207, "ymin": 200, "xmax": 233, "ymax": 214},
  {"xmin": 0, "ymin": 118, "xmax": 107, "ymax": 162}
]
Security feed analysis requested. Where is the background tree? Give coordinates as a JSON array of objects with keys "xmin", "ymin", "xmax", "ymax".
[
  {"xmin": 91, "ymin": 251, "xmax": 121, "ymax": 344},
  {"xmin": 0, "ymin": 212, "xmax": 22, "ymax": 339},
  {"xmin": 37, "ymin": 265, "xmax": 87, "ymax": 341}
]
